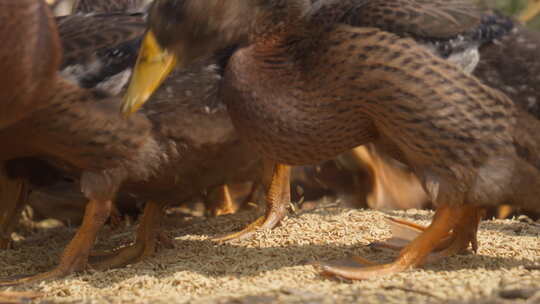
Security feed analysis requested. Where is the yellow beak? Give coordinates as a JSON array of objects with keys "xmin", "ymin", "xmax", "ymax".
[{"xmin": 121, "ymin": 31, "xmax": 178, "ymax": 115}]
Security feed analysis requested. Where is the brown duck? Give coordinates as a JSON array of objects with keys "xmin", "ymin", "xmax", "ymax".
[
  {"xmin": 0, "ymin": 6, "xmax": 263, "ymax": 279},
  {"xmin": 123, "ymin": 0, "xmax": 540, "ymax": 280},
  {"xmin": 0, "ymin": 0, "xmax": 162, "ymax": 285},
  {"xmin": 335, "ymin": 12, "xmax": 540, "ymax": 217},
  {"xmin": 56, "ymin": 6, "xmax": 265, "ymax": 255},
  {"xmin": 125, "ymin": 0, "xmax": 517, "ymax": 242},
  {"xmin": 0, "ymin": 0, "xmax": 64, "ymax": 249},
  {"xmin": 62, "ymin": 0, "xmax": 261, "ymax": 219},
  {"xmin": 0, "ymin": 7, "xmax": 149, "ymax": 248},
  {"xmin": 343, "ymin": 16, "xmax": 540, "ymax": 218}
]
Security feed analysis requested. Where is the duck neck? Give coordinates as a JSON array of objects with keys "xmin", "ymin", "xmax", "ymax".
[
  {"xmin": 248, "ymin": 0, "xmax": 313, "ymax": 46},
  {"xmin": 248, "ymin": 0, "xmax": 317, "ymax": 63}
]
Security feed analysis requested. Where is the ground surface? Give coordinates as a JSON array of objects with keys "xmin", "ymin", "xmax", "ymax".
[{"xmin": 1, "ymin": 202, "xmax": 539, "ymax": 304}]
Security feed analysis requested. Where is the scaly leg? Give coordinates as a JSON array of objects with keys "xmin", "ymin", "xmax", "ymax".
[
  {"xmin": 212, "ymin": 159, "xmax": 290, "ymax": 242},
  {"xmin": 319, "ymin": 204, "xmax": 475, "ymax": 280},
  {"xmin": 206, "ymin": 185, "xmax": 237, "ymax": 217},
  {"xmin": 91, "ymin": 201, "xmax": 166, "ymax": 270},
  {"xmin": 371, "ymin": 206, "xmax": 483, "ymax": 256},
  {"xmin": 0, "ymin": 199, "xmax": 111, "ymax": 285},
  {"xmin": 0, "ymin": 164, "xmax": 28, "ymax": 249},
  {"xmin": 424, "ymin": 205, "xmax": 483, "ymax": 264}
]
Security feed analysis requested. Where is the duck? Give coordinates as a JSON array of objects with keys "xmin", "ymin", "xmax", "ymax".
[
  {"xmin": 122, "ymin": 0, "xmax": 540, "ymax": 280},
  {"xmin": 0, "ymin": 0, "xmax": 63, "ymax": 249},
  {"xmin": 58, "ymin": 2, "xmax": 262, "ymax": 220},
  {"xmin": 0, "ymin": 4, "xmax": 264, "ymax": 281},
  {"xmin": 0, "ymin": 0, "xmax": 162, "ymax": 285},
  {"xmin": 0, "ymin": 10, "xmax": 147, "ymax": 249},
  {"xmin": 58, "ymin": 6, "xmax": 265, "ymax": 218},
  {"xmin": 334, "ymin": 6, "xmax": 540, "ymax": 219},
  {"xmin": 88, "ymin": 45, "xmax": 265, "ymax": 269},
  {"xmin": 128, "ymin": 0, "xmax": 519, "ymax": 242},
  {"xmin": 337, "ymin": 9, "xmax": 540, "ymax": 219},
  {"xmin": 335, "ymin": 17, "xmax": 540, "ymax": 219},
  {"xmin": 122, "ymin": 0, "xmax": 510, "ymax": 241}
]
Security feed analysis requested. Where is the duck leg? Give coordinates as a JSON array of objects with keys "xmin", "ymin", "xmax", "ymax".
[
  {"xmin": 370, "ymin": 206, "xmax": 483, "ymax": 256},
  {"xmin": 212, "ymin": 159, "xmax": 290, "ymax": 242},
  {"xmin": 319, "ymin": 204, "xmax": 479, "ymax": 280},
  {"xmin": 0, "ymin": 199, "xmax": 111, "ymax": 285},
  {"xmin": 206, "ymin": 185, "xmax": 237, "ymax": 217},
  {"xmin": 91, "ymin": 201, "xmax": 166, "ymax": 270},
  {"xmin": 424, "ymin": 205, "xmax": 483, "ymax": 263},
  {"xmin": 0, "ymin": 166, "xmax": 28, "ymax": 249},
  {"xmin": 368, "ymin": 217, "xmax": 451, "ymax": 251}
]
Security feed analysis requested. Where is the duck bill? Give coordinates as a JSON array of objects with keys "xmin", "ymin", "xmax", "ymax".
[{"xmin": 121, "ymin": 30, "xmax": 178, "ymax": 115}]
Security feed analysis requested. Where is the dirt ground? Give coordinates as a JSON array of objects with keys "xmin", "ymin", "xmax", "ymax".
[{"xmin": 1, "ymin": 200, "xmax": 539, "ymax": 304}]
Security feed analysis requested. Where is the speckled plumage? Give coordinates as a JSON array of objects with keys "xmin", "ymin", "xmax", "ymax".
[
  {"xmin": 57, "ymin": 12, "xmax": 145, "ymax": 94},
  {"xmin": 5, "ymin": 8, "xmax": 262, "ymax": 272},
  {"xmin": 0, "ymin": 0, "xmax": 163, "ymax": 285},
  {"xmin": 311, "ymin": 0, "xmax": 514, "ymax": 73},
  {"xmin": 52, "ymin": 12, "xmax": 262, "ymax": 221},
  {"xmin": 134, "ymin": 0, "xmax": 540, "ymax": 279},
  {"xmin": 122, "ymin": 52, "xmax": 262, "ymax": 206}
]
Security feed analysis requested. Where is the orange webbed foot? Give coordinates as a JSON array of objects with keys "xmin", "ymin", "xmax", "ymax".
[
  {"xmin": 318, "ymin": 205, "xmax": 482, "ymax": 280},
  {"xmin": 212, "ymin": 161, "xmax": 290, "ymax": 242},
  {"xmin": 91, "ymin": 201, "xmax": 167, "ymax": 270},
  {"xmin": 0, "ymin": 199, "xmax": 111, "ymax": 286}
]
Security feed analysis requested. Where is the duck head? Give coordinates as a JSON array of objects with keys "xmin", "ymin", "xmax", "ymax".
[{"xmin": 122, "ymin": 0, "xmax": 312, "ymax": 114}]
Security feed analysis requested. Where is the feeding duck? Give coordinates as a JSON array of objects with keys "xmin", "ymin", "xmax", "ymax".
[
  {"xmin": 59, "ymin": 1, "xmax": 261, "ymax": 219},
  {"xmin": 122, "ymin": 0, "xmax": 540, "ymax": 280},
  {"xmin": 58, "ymin": 10, "xmax": 262, "ymax": 214},
  {"xmin": 0, "ymin": 10, "xmax": 148, "ymax": 249},
  {"xmin": 0, "ymin": 0, "xmax": 163, "ymax": 286},
  {"xmin": 335, "ymin": 19, "xmax": 540, "ymax": 219},
  {"xmin": 0, "ymin": 0, "xmax": 63, "ymax": 249},
  {"xmin": 0, "ymin": 5, "xmax": 264, "ymax": 281},
  {"xmin": 122, "ymin": 0, "xmax": 514, "ymax": 242}
]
